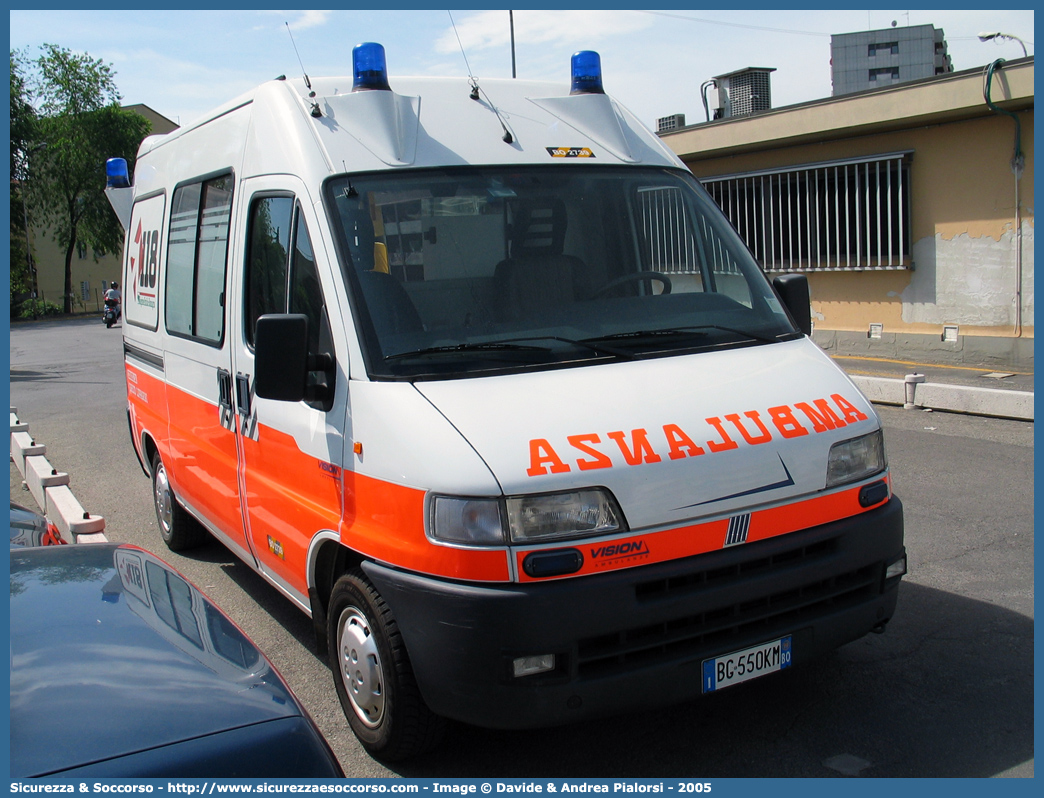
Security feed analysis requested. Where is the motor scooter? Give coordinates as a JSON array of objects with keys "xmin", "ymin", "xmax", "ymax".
[{"xmin": 103, "ymin": 299, "xmax": 121, "ymax": 328}]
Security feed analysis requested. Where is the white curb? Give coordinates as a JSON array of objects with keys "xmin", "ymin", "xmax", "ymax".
[
  {"xmin": 850, "ymin": 377, "xmax": 1034, "ymax": 421},
  {"xmin": 10, "ymin": 407, "xmax": 108, "ymax": 543}
]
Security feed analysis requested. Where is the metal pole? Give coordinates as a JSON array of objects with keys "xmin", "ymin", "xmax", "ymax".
[{"xmin": 510, "ymin": 10, "xmax": 517, "ymax": 78}]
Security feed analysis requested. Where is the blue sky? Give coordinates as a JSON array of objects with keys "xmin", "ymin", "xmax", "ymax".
[{"xmin": 9, "ymin": 8, "xmax": 1036, "ymax": 131}]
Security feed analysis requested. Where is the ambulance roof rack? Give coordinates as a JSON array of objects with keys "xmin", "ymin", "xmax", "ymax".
[
  {"xmin": 570, "ymin": 50, "xmax": 604, "ymax": 95},
  {"xmin": 353, "ymin": 42, "xmax": 391, "ymax": 92}
]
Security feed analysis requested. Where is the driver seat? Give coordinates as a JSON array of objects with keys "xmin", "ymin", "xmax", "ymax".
[{"xmin": 493, "ymin": 197, "xmax": 591, "ymax": 322}]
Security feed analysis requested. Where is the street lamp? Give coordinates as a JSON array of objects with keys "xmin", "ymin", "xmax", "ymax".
[{"xmin": 978, "ymin": 31, "xmax": 1028, "ymax": 57}]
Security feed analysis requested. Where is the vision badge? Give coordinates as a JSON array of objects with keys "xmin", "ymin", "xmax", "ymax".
[{"xmin": 589, "ymin": 539, "xmax": 650, "ymax": 568}]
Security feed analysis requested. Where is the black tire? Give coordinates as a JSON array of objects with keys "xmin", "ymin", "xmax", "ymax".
[
  {"xmin": 150, "ymin": 452, "xmax": 207, "ymax": 551},
  {"xmin": 328, "ymin": 569, "xmax": 445, "ymax": 761},
  {"xmin": 105, "ymin": 317, "xmax": 114, "ymax": 328}
]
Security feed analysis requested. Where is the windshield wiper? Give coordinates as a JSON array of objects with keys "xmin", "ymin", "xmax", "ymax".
[
  {"xmin": 500, "ymin": 335, "xmax": 637, "ymax": 361},
  {"xmin": 386, "ymin": 335, "xmax": 637, "ymax": 363},
  {"xmin": 384, "ymin": 341, "xmax": 553, "ymax": 361},
  {"xmin": 585, "ymin": 325, "xmax": 780, "ymax": 346}
]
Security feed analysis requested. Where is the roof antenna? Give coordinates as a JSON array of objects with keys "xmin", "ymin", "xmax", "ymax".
[
  {"xmin": 447, "ymin": 11, "xmax": 514, "ymax": 144},
  {"xmin": 286, "ymin": 21, "xmax": 322, "ymax": 117},
  {"xmin": 344, "ymin": 165, "xmax": 358, "ymax": 198},
  {"xmin": 447, "ymin": 11, "xmax": 480, "ymax": 99}
]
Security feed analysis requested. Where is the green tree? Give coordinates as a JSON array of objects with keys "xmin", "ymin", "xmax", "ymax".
[
  {"xmin": 27, "ymin": 44, "xmax": 151, "ymax": 313},
  {"xmin": 10, "ymin": 50, "xmax": 37, "ymax": 177},
  {"xmin": 10, "ymin": 50, "xmax": 38, "ymax": 312}
]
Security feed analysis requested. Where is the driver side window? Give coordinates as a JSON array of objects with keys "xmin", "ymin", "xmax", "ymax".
[{"xmin": 245, "ymin": 195, "xmax": 331, "ymax": 355}]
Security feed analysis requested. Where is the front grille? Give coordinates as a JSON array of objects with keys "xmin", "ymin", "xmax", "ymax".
[
  {"xmin": 635, "ymin": 536, "xmax": 837, "ymax": 599},
  {"xmin": 576, "ymin": 537, "xmax": 881, "ymax": 677}
]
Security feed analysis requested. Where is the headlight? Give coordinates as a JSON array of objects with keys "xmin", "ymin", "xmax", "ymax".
[
  {"xmin": 826, "ymin": 429, "xmax": 886, "ymax": 488},
  {"xmin": 506, "ymin": 489, "xmax": 625, "ymax": 543},
  {"xmin": 430, "ymin": 489, "xmax": 626, "ymax": 546}
]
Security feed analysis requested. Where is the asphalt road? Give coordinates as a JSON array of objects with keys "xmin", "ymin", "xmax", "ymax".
[{"xmin": 9, "ymin": 317, "xmax": 1034, "ymax": 778}]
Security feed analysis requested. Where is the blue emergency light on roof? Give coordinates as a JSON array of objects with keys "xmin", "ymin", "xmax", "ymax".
[
  {"xmin": 105, "ymin": 157, "xmax": 130, "ymax": 188},
  {"xmin": 352, "ymin": 42, "xmax": 391, "ymax": 92},
  {"xmin": 570, "ymin": 50, "xmax": 604, "ymax": 95}
]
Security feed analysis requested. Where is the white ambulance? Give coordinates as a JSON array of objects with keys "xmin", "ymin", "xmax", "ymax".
[{"xmin": 106, "ymin": 44, "xmax": 905, "ymax": 760}]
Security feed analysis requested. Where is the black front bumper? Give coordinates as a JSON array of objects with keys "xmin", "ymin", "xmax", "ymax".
[{"xmin": 364, "ymin": 496, "xmax": 904, "ymax": 729}]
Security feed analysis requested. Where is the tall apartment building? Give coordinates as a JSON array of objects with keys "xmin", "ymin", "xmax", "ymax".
[{"xmin": 831, "ymin": 24, "xmax": 953, "ymax": 95}]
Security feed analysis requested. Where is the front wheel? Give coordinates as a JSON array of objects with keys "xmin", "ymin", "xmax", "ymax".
[
  {"xmin": 151, "ymin": 452, "xmax": 207, "ymax": 551},
  {"xmin": 328, "ymin": 570, "xmax": 445, "ymax": 761}
]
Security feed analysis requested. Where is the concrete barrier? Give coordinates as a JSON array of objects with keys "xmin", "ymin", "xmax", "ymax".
[
  {"xmin": 10, "ymin": 406, "xmax": 107, "ymax": 543},
  {"xmin": 11, "ymin": 430, "xmax": 45, "ymax": 477},
  {"xmin": 44, "ymin": 484, "xmax": 106, "ymax": 541},
  {"xmin": 24, "ymin": 456, "xmax": 71, "ymax": 512},
  {"xmin": 850, "ymin": 376, "xmax": 1034, "ymax": 421}
]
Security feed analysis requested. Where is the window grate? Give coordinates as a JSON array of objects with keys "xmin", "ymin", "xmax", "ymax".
[
  {"xmin": 636, "ymin": 187, "xmax": 698, "ymax": 274},
  {"xmin": 636, "ymin": 186, "xmax": 742, "ymax": 276},
  {"xmin": 701, "ymin": 153, "xmax": 912, "ymax": 272}
]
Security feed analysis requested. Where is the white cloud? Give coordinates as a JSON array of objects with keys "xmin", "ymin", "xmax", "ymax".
[
  {"xmin": 436, "ymin": 9, "xmax": 653, "ymax": 54},
  {"xmin": 288, "ymin": 10, "xmax": 333, "ymax": 31},
  {"xmin": 255, "ymin": 9, "xmax": 334, "ymax": 32}
]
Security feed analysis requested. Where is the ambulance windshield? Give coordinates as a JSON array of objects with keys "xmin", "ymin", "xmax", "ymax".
[{"xmin": 326, "ymin": 166, "xmax": 799, "ymax": 380}]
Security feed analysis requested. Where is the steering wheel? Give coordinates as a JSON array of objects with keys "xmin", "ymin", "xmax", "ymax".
[{"xmin": 593, "ymin": 271, "xmax": 672, "ymax": 298}]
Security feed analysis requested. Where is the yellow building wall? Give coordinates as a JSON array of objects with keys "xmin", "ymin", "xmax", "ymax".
[
  {"xmin": 683, "ymin": 110, "xmax": 1034, "ymax": 340},
  {"xmin": 31, "ymin": 235, "xmax": 121, "ymax": 312}
]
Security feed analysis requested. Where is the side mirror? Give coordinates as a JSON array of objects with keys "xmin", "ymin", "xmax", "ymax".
[
  {"xmin": 254, "ymin": 314, "xmax": 310, "ymax": 403},
  {"xmin": 772, "ymin": 273, "xmax": 812, "ymax": 337}
]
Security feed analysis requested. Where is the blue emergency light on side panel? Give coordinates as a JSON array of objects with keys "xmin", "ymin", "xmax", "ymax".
[
  {"xmin": 352, "ymin": 42, "xmax": 391, "ymax": 92},
  {"xmin": 105, "ymin": 157, "xmax": 130, "ymax": 188},
  {"xmin": 570, "ymin": 50, "xmax": 604, "ymax": 95}
]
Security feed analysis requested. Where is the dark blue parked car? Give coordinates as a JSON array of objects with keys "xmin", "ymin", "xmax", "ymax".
[{"xmin": 9, "ymin": 542, "xmax": 344, "ymax": 777}]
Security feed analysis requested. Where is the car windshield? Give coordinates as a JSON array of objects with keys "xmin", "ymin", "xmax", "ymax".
[{"xmin": 325, "ymin": 166, "xmax": 798, "ymax": 380}]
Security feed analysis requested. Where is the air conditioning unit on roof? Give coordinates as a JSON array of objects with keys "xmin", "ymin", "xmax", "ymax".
[{"xmin": 657, "ymin": 113, "xmax": 686, "ymax": 133}]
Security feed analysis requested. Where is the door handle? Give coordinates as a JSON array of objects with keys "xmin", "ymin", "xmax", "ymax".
[
  {"xmin": 235, "ymin": 372, "xmax": 254, "ymax": 437},
  {"xmin": 217, "ymin": 369, "xmax": 233, "ymax": 427},
  {"xmin": 235, "ymin": 372, "xmax": 252, "ymax": 417}
]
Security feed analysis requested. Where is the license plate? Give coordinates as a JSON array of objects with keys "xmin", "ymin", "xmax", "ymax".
[{"xmin": 702, "ymin": 636, "xmax": 792, "ymax": 693}]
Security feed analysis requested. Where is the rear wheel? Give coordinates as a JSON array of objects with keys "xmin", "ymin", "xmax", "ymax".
[
  {"xmin": 151, "ymin": 452, "xmax": 207, "ymax": 551},
  {"xmin": 328, "ymin": 569, "xmax": 445, "ymax": 761}
]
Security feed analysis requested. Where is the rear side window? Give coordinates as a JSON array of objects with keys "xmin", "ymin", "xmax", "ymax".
[{"xmin": 166, "ymin": 174, "xmax": 234, "ymax": 343}]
